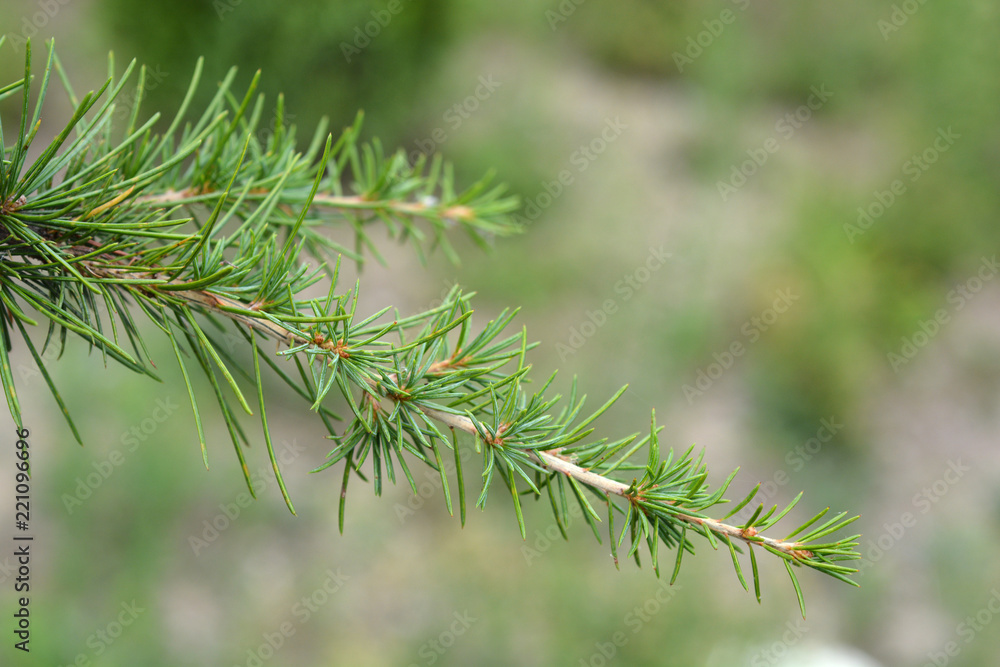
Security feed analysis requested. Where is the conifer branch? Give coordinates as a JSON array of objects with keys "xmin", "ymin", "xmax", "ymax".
[
  {"xmin": 419, "ymin": 405, "xmax": 817, "ymax": 559},
  {"xmin": 0, "ymin": 39, "xmax": 860, "ymax": 616}
]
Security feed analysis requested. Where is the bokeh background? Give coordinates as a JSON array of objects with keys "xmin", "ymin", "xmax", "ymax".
[{"xmin": 2, "ymin": 1, "xmax": 1000, "ymax": 665}]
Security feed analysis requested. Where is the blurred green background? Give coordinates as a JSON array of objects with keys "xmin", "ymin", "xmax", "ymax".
[{"xmin": 2, "ymin": 0, "xmax": 1000, "ymax": 665}]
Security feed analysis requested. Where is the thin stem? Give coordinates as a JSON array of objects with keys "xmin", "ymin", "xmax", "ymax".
[
  {"xmin": 417, "ymin": 405, "xmax": 812, "ymax": 560},
  {"xmin": 135, "ymin": 188, "xmax": 476, "ymax": 221}
]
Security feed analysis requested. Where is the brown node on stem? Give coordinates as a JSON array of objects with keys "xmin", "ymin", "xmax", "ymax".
[
  {"xmin": 485, "ymin": 422, "xmax": 509, "ymax": 447},
  {"xmin": 330, "ymin": 338, "xmax": 350, "ymax": 358},
  {"xmin": 443, "ymin": 205, "xmax": 474, "ymax": 221},
  {"xmin": 362, "ymin": 391, "xmax": 383, "ymax": 413},
  {"xmin": 309, "ymin": 331, "xmax": 350, "ymax": 358},
  {"xmin": 1, "ymin": 195, "xmax": 27, "ymax": 218},
  {"xmin": 427, "ymin": 353, "xmax": 471, "ymax": 375}
]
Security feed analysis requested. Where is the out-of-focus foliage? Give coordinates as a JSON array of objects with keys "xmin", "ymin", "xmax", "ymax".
[{"xmin": 97, "ymin": 0, "xmax": 453, "ymax": 144}]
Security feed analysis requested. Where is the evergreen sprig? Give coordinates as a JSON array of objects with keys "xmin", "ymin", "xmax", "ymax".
[{"xmin": 0, "ymin": 40, "xmax": 860, "ymax": 616}]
